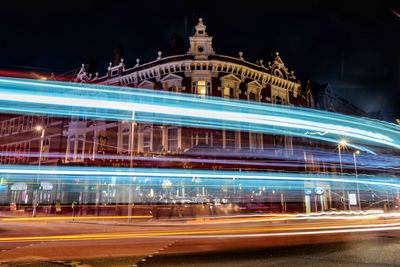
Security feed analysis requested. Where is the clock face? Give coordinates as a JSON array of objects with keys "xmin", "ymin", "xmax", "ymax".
[{"xmin": 197, "ymin": 46, "xmax": 204, "ymax": 53}]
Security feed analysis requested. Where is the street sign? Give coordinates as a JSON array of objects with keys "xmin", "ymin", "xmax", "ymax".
[
  {"xmin": 314, "ymin": 187, "xmax": 325, "ymax": 195},
  {"xmin": 349, "ymin": 193, "xmax": 357, "ymax": 205},
  {"xmin": 10, "ymin": 182, "xmax": 27, "ymax": 191},
  {"xmin": 40, "ymin": 182, "xmax": 53, "ymax": 190}
]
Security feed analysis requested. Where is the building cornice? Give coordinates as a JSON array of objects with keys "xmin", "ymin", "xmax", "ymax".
[{"xmin": 97, "ymin": 54, "xmax": 301, "ymax": 96}]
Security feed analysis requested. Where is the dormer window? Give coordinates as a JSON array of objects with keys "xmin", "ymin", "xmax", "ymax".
[{"xmin": 198, "ymin": 30, "xmax": 204, "ymax": 34}]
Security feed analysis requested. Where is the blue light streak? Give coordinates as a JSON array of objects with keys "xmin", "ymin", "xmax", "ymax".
[
  {"xmin": 0, "ymin": 77, "xmax": 399, "ymax": 153},
  {"xmin": 0, "ymin": 165, "xmax": 398, "ymax": 190}
]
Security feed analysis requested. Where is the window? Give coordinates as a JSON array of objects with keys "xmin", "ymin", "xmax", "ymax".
[
  {"xmin": 68, "ymin": 136, "xmax": 75, "ymax": 159},
  {"xmin": 225, "ymin": 131, "xmax": 235, "ymax": 149},
  {"xmin": 168, "ymin": 86, "xmax": 178, "ymax": 92},
  {"xmin": 197, "ymin": 80, "xmax": 206, "ymax": 95},
  {"xmin": 274, "ymin": 96, "xmax": 283, "ymax": 105},
  {"xmin": 121, "ymin": 127, "xmax": 130, "ymax": 152},
  {"xmin": 42, "ymin": 138, "xmax": 51, "ymax": 160},
  {"xmin": 196, "ymin": 132, "xmax": 208, "ymax": 145},
  {"xmin": 143, "ymin": 127, "xmax": 152, "ymax": 152},
  {"xmin": 168, "ymin": 128, "xmax": 178, "ymax": 151},
  {"xmin": 249, "ymin": 92, "xmax": 257, "ymax": 101},
  {"xmin": 224, "ymin": 87, "xmax": 234, "ymax": 98},
  {"xmin": 152, "ymin": 127, "xmax": 163, "ymax": 151},
  {"xmin": 250, "ymin": 133, "xmax": 262, "ymax": 151},
  {"xmin": 122, "ymin": 135, "xmax": 130, "ymax": 152},
  {"xmin": 77, "ymin": 136, "xmax": 84, "ymax": 155},
  {"xmin": 9, "ymin": 120, "xmax": 14, "ymax": 134}
]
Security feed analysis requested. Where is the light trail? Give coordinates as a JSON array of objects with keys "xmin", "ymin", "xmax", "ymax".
[
  {"xmin": 1, "ymin": 210, "xmax": 389, "ymax": 224},
  {"xmin": 1, "ymin": 221, "xmax": 400, "ymax": 242},
  {"xmin": 0, "ymin": 215, "xmax": 152, "ymax": 222},
  {"xmin": 0, "ymin": 77, "xmax": 399, "ymax": 153},
  {"xmin": 1, "ymin": 165, "xmax": 399, "ymax": 189},
  {"xmin": 1, "ymin": 147, "xmax": 399, "ymax": 171},
  {"xmin": 187, "ymin": 210, "xmax": 400, "ymax": 225}
]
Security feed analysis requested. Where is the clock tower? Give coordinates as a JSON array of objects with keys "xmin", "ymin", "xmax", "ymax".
[{"xmin": 187, "ymin": 18, "xmax": 215, "ymax": 59}]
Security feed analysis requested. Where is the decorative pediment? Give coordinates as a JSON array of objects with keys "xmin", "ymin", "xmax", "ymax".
[
  {"xmin": 138, "ymin": 80, "xmax": 155, "ymax": 89},
  {"xmin": 220, "ymin": 74, "xmax": 241, "ymax": 82},
  {"xmin": 160, "ymin": 73, "xmax": 183, "ymax": 82},
  {"xmin": 247, "ymin": 80, "xmax": 263, "ymax": 89}
]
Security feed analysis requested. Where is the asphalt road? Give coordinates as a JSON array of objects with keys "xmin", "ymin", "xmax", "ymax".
[
  {"xmin": 3, "ymin": 234, "xmax": 400, "ymax": 267},
  {"xmin": 1, "ymin": 214, "xmax": 400, "ymax": 266},
  {"xmin": 130, "ymin": 236, "xmax": 400, "ymax": 267}
]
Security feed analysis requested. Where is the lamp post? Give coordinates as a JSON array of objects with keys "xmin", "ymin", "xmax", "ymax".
[
  {"xmin": 353, "ymin": 150, "xmax": 362, "ymax": 210},
  {"xmin": 32, "ymin": 125, "xmax": 45, "ymax": 218},
  {"xmin": 128, "ymin": 112, "xmax": 135, "ymax": 223},
  {"xmin": 338, "ymin": 140, "xmax": 347, "ymax": 210}
]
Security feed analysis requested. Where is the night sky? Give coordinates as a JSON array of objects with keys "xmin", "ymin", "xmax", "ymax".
[{"xmin": 1, "ymin": 1, "xmax": 399, "ymax": 119}]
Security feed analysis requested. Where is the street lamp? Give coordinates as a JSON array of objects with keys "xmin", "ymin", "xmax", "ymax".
[
  {"xmin": 128, "ymin": 113, "xmax": 135, "ymax": 223},
  {"xmin": 338, "ymin": 139, "xmax": 347, "ymax": 210},
  {"xmin": 32, "ymin": 125, "xmax": 45, "ymax": 218},
  {"xmin": 353, "ymin": 150, "xmax": 362, "ymax": 210}
]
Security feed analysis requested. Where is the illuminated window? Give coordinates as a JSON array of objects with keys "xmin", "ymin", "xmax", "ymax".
[
  {"xmin": 224, "ymin": 87, "xmax": 234, "ymax": 98},
  {"xmin": 197, "ymin": 80, "xmax": 206, "ymax": 95}
]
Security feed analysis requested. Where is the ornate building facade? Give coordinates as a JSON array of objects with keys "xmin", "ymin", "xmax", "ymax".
[{"xmin": 63, "ymin": 18, "xmax": 309, "ymax": 165}]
